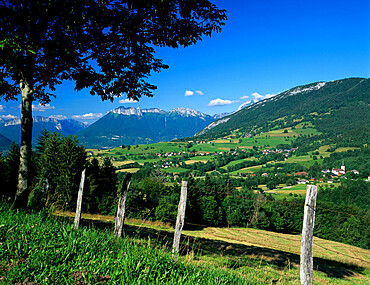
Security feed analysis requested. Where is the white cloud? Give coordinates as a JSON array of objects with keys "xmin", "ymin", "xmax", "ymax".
[
  {"xmin": 27, "ymin": 103, "xmax": 55, "ymax": 112},
  {"xmin": 119, "ymin": 98, "xmax": 138, "ymax": 104},
  {"xmin": 208, "ymin": 98, "xmax": 238, "ymax": 107},
  {"xmin": 251, "ymin": 92, "xmax": 264, "ymax": 100},
  {"xmin": 0, "ymin": 114, "xmax": 18, "ymax": 120},
  {"xmin": 237, "ymin": 100, "xmax": 252, "ymax": 111},
  {"xmin": 72, "ymin": 113, "xmax": 103, "ymax": 120},
  {"xmin": 195, "ymin": 90, "xmax": 204, "ymax": 95},
  {"xmin": 251, "ymin": 92, "xmax": 275, "ymax": 100},
  {"xmin": 185, "ymin": 90, "xmax": 194, "ymax": 96},
  {"xmin": 0, "ymin": 105, "xmax": 4, "ymax": 112},
  {"xmin": 49, "ymin": 115, "xmax": 67, "ymax": 120},
  {"xmin": 237, "ymin": 92, "xmax": 277, "ymax": 111},
  {"xmin": 241, "ymin": 92, "xmax": 276, "ymax": 101}
]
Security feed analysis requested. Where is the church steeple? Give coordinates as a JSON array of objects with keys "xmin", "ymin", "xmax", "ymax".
[{"xmin": 341, "ymin": 160, "xmax": 345, "ymax": 172}]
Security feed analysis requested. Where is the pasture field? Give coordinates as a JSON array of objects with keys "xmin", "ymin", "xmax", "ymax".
[
  {"xmin": 111, "ymin": 160, "xmax": 137, "ymax": 167},
  {"xmin": 86, "ymin": 125, "xmax": 365, "ymax": 178},
  {"xmin": 116, "ymin": 168, "xmax": 140, "ymax": 173},
  {"xmin": 221, "ymin": 157, "xmax": 257, "ymax": 170},
  {"xmin": 188, "ymin": 155, "xmax": 216, "ymax": 161},
  {"xmin": 184, "ymin": 159, "xmax": 207, "ymax": 165},
  {"xmin": 134, "ymin": 158, "xmax": 161, "ymax": 164},
  {"xmin": 230, "ymin": 165, "xmax": 271, "ymax": 175},
  {"xmin": 48, "ymin": 209, "xmax": 370, "ymax": 285},
  {"xmin": 162, "ymin": 167, "xmax": 189, "ymax": 174}
]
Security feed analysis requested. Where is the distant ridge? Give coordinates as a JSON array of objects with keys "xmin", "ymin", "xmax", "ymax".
[
  {"xmin": 0, "ymin": 133, "xmax": 11, "ymax": 152},
  {"xmin": 0, "ymin": 116, "xmax": 86, "ymax": 145},
  {"xmin": 76, "ymin": 107, "xmax": 216, "ymax": 148}
]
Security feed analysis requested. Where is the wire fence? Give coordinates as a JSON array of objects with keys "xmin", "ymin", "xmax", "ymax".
[
  {"xmin": 68, "ymin": 194, "xmax": 370, "ymax": 270},
  {"xmin": 61, "ymin": 175, "xmax": 370, "ymax": 281}
]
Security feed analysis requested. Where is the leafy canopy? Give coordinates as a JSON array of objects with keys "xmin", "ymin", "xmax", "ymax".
[{"xmin": 0, "ymin": 0, "xmax": 226, "ymax": 102}]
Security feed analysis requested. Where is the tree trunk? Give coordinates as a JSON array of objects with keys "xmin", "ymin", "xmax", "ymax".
[{"xmin": 13, "ymin": 80, "xmax": 33, "ymax": 208}]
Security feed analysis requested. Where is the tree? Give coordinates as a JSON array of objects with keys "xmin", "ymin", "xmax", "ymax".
[
  {"xmin": 28, "ymin": 131, "xmax": 86, "ymax": 210},
  {"xmin": 0, "ymin": 1, "xmax": 227, "ymax": 207}
]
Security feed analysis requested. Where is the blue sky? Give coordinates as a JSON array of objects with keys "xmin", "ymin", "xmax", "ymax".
[{"xmin": 1, "ymin": 0, "xmax": 369, "ymax": 124}]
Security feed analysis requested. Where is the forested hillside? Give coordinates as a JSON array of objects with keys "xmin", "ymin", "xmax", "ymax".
[{"xmin": 197, "ymin": 78, "xmax": 369, "ymax": 147}]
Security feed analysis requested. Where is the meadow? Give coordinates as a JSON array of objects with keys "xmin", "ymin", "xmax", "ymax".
[
  {"xmin": 50, "ymin": 209, "xmax": 370, "ymax": 284},
  {"xmin": 0, "ymin": 203, "xmax": 252, "ymax": 284}
]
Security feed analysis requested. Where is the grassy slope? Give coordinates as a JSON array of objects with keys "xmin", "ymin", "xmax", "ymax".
[
  {"xmin": 0, "ymin": 204, "xmax": 253, "ymax": 285},
  {"xmin": 52, "ymin": 211, "xmax": 370, "ymax": 285}
]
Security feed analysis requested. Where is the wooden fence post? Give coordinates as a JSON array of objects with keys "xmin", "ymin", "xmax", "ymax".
[
  {"xmin": 114, "ymin": 173, "xmax": 132, "ymax": 239},
  {"xmin": 73, "ymin": 169, "xmax": 86, "ymax": 230},
  {"xmin": 300, "ymin": 185, "xmax": 318, "ymax": 285},
  {"xmin": 172, "ymin": 180, "xmax": 188, "ymax": 262}
]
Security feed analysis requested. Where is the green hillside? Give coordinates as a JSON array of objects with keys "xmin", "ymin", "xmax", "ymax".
[{"xmin": 197, "ymin": 78, "xmax": 369, "ymax": 147}]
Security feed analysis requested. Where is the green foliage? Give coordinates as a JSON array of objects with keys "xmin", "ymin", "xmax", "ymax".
[
  {"xmin": 155, "ymin": 193, "xmax": 179, "ymax": 224},
  {"xmin": 28, "ymin": 131, "xmax": 86, "ymax": 211},
  {"xmin": 315, "ymin": 201, "xmax": 370, "ymax": 249},
  {"xmin": 0, "ymin": 1, "xmax": 226, "ymax": 102},
  {"xmin": 323, "ymin": 148, "xmax": 370, "ymax": 177},
  {"xmin": 318, "ymin": 180, "xmax": 370, "ymax": 211},
  {"xmin": 83, "ymin": 157, "xmax": 118, "ymax": 215},
  {"xmin": 1, "ymin": 141, "xmax": 20, "ymax": 201},
  {"xmin": 224, "ymin": 188, "xmax": 255, "ymax": 227},
  {"xmin": 0, "ymin": 202, "xmax": 251, "ymax": 284}
]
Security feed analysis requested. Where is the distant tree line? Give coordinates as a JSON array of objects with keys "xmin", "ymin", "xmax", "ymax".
[{"xmin": 124, "ymin": 170, "xmax": 370, "ymax": 249}]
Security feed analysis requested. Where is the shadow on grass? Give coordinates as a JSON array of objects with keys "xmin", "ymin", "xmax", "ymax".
[{"xmin": 62, "ymin": 215, "xmax": 366, "ymax": 280}]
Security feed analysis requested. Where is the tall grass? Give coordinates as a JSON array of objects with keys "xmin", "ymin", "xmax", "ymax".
[{"xmin": 0, "ymin": 203, "xmax": 256, "ymax": 284}]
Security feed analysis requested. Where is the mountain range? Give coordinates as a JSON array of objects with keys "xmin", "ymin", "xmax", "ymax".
[
  {"xmin": 0, "ymin": 77, "xmax": 368, "ymax": 151},
  {"xmin": 76, "ymin": 107, "xmax": 218, "ymax": 148},
  {"xmin": 0, "ymin": 116, "xmax": 86, "ymax": 148}
]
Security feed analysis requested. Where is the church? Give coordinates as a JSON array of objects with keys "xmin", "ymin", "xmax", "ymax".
[{"xmin": 331, "ymin": 160, "xmax": 346, "ymax": 176}]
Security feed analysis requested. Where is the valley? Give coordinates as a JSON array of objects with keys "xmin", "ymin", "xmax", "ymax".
[
  {"xmin": 87, "ymin": 121, "xmax": 366, "ymax": 201},
  {"xmin": 1, "ymin": 77, "xmax": 369, "ymax": 284}
]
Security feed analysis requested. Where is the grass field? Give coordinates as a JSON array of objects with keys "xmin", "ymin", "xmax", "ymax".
[
  {"xmin": 163, "ymin": 167, "xmax": 189, "ymax": 174},
  {"xmin": 48, "ymin": 210, "xmax": 370, "ymax": 285},
  {"xmin": 111, "ymin": 160, "xmax": 137, "ymax": 167},
  {"xmin": 221, "ymin": 157, "xmax": 257, "ymax": 170},
  {"xmin": 116, "ymin": 168, "xmax": 140, "ymax": 173},
  {"xmin": 1, "ymin": 204, "xmax": 252, "ymax": 284},
  {"xmin": 230, "ymin": 165, "xmax": 272, "ymax": 175}
]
